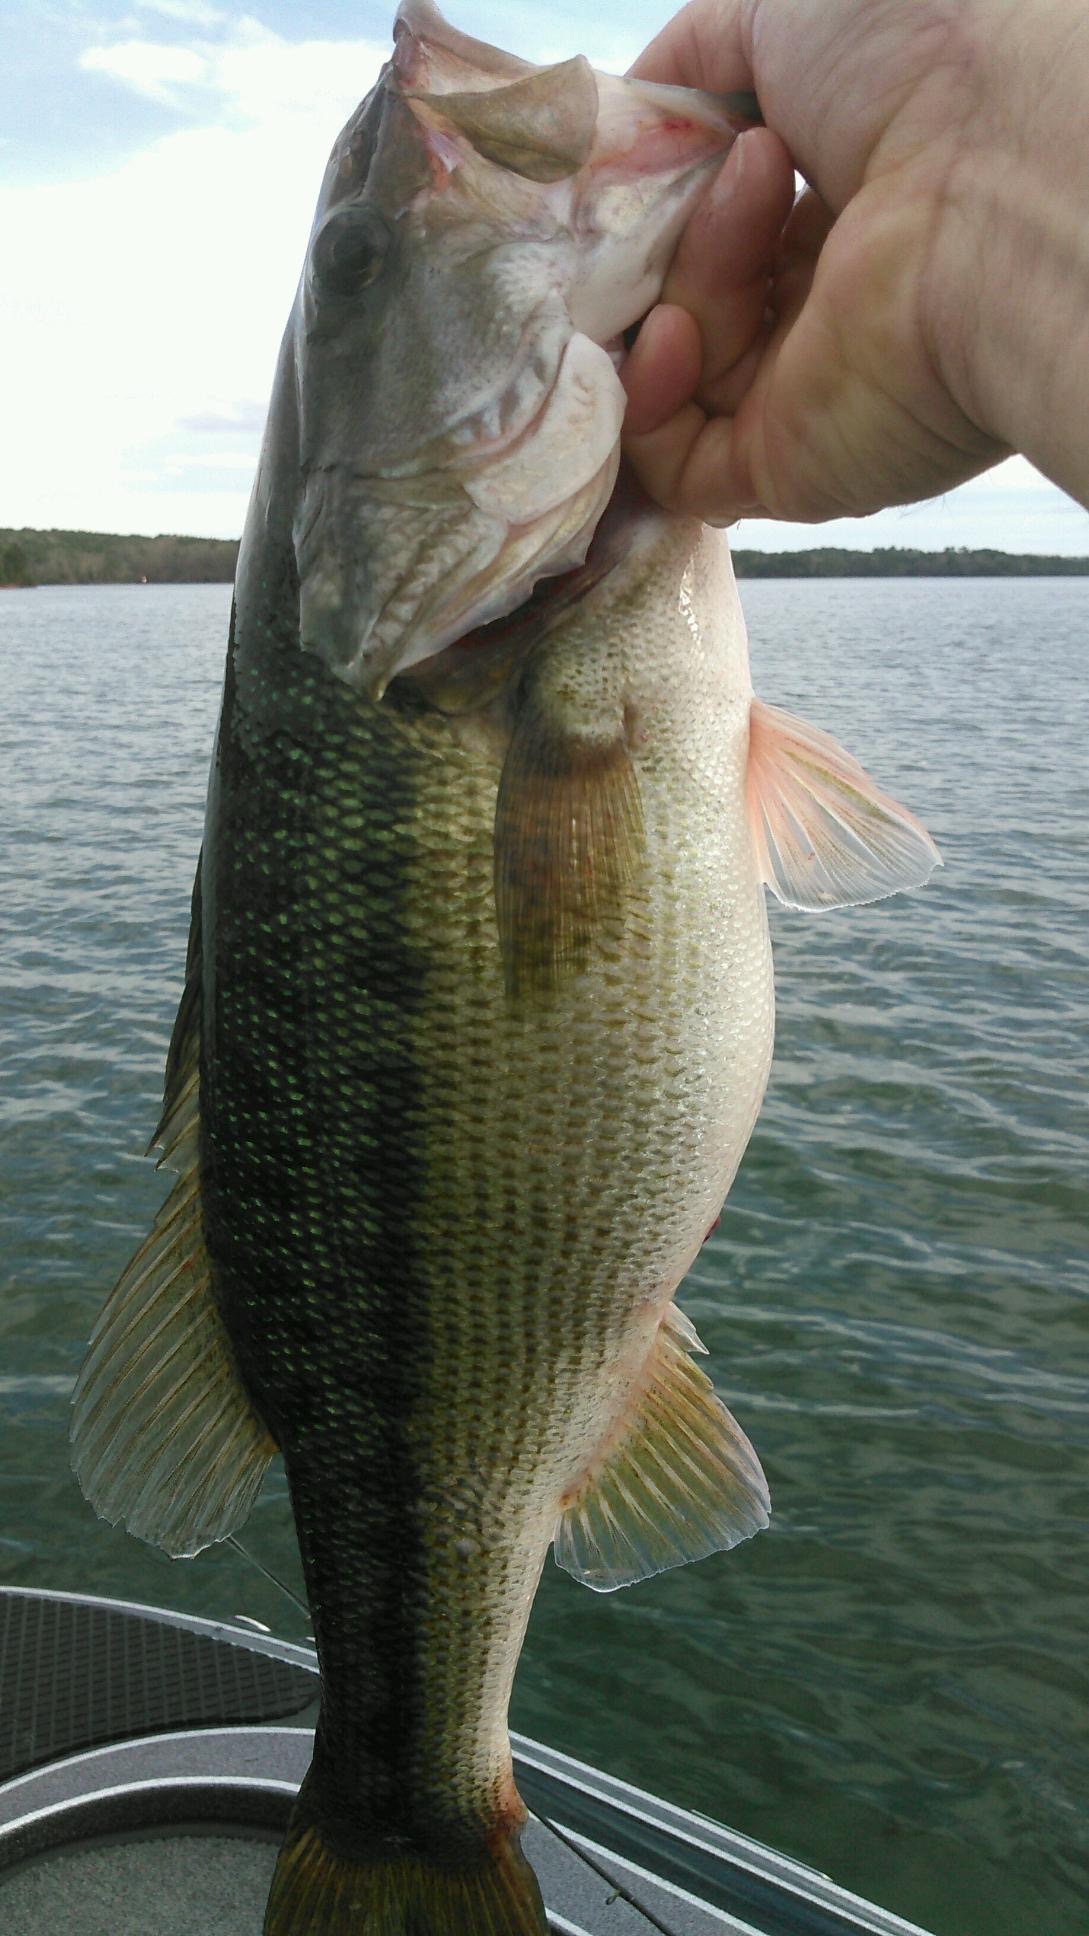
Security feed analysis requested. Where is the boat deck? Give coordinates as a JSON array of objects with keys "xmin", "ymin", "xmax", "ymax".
[{"xmin": 0, "ymin": 1587, "xmax": 936, "ymax": 1936}]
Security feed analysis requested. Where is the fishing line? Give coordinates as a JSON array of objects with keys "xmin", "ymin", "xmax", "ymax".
[
  {"xmin": 226, "ymin": 1533, "xmax": 311, "ymax": 1622},
  {"xmin": 227, "ymin": 1533, "xmax": 681, "ymax": 1934},
  {"xmin": 229, "ymin": 1546, "xmax": 680, "ymax": 1934},
  {"xmin": 223, "ymin": 1533, "xmax": 679, "ymax": 1936},
  {"xmin": 540, "ymin": 1810, "xmax": 683, "ymax": 1936}
]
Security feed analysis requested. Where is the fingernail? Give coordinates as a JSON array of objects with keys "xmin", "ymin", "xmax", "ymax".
[
  {"xmin": 708, "ymin": 130, "xmax": 750, "ymax": 209},
  {"xmin": 621, "ymin": 303, "xmax": 666, "ymax": 379}
]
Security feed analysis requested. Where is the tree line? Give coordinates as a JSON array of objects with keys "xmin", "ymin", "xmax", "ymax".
[
  {"xmin": 0, "ymin": 528, "xmax": 239, "ymax": 586},
  {"xmin": 1, "ymin": 529, "xmax": 1086, "ymax": 588},
  {"xmin": 732, "ymin": 544, "xmax": 1089, "ymax": 576}
]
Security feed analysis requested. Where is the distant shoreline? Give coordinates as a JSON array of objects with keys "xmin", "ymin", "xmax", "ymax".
[{"xmin": 1, "ymin": 526, "xmax": 1087, "ymax": 586}]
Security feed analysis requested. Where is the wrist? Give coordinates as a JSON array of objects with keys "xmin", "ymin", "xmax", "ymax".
[{"xmin": 924, "ymin": 0, "xmax": 1089, "ymax": 506}]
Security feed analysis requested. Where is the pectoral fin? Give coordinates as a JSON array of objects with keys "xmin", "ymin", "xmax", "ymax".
[
  {"xmin": 746, "ymin": 698, "xmax": 941, "ymax": 909},
  {"xmin": 71, "ymin": 860, "xmax": 276, "ymax": 1559},
  {"xmin": 494, "ymin": 679, "xmax": 645, "ymax": 996},
  {"xmin": 554, "ymin": 1305, "xmax": 770, "ymax": 1591}
]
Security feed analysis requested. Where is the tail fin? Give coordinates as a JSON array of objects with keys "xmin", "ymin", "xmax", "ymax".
[{"xmin": 264, "ymin": 1777, "xmax": 548, "ymax": 1936}]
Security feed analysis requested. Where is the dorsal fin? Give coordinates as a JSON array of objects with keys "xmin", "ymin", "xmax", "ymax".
[{"xmin": 71, "ymin": 856, "xmax": 277, "ymax": 1558}]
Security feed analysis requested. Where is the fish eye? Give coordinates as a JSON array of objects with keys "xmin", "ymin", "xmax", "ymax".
[{"xmin": 311, "ymin": 204, "xmax": 391, "ymax": 301}]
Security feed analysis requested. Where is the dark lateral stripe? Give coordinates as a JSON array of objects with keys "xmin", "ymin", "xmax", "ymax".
[{"xmin": 201, "ymin": 619, "xmax": 431, "ymax": 1825}]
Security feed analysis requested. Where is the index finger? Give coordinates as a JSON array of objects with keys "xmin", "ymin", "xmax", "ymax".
[{"xmin": 627, "ymin": 0, "xmax": 752, "ymax": 93}]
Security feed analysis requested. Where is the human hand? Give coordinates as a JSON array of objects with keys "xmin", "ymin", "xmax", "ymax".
[{"xmin": 621, "ymin": 0, "xmax": 1089, "ymax": 525}]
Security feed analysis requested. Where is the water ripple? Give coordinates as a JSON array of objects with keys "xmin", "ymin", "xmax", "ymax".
[{"xmin": 2, "ymin": 578, "xmax": 1087, "ymax": 1936}]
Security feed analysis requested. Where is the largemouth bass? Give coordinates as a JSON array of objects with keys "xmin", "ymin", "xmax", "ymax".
[{"xmin": 72, "ymin": 4, "xmax": 940, "ymax": 1931}]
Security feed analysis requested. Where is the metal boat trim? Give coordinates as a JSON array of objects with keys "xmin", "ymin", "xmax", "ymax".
[{"xmin": 0, "ymin": 1586, "xmax": 937, "ymax": 1936}]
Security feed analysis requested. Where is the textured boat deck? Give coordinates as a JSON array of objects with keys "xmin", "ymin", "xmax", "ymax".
[
  {"xmin": 2, "ymin": 1832, "xmax": 279, "ymax": 1936},
  {"xmin": 0, "ymin": 1588, "xmax": 936, "ymax": 1936},
  {"xmin": 0, "ymin": 1720, "xmax": 739, "ymax": 1936}
]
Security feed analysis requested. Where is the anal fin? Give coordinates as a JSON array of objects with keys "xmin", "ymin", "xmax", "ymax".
[{"xmin": 554, "ymin": 1305, "xmax": 770, "ymax": 1592}]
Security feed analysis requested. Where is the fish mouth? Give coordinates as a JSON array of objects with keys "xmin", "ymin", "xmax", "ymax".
[
  {"xmin": 394, "ymin": 459, "xmax": 654, "ymax": 715},
  {"xmin": 295, "ymin": 316, "xmax": 630, "ymax": 703},
  {"xmin": 370, "ymin": 323, "xmax": 629, "ymax": 696}
]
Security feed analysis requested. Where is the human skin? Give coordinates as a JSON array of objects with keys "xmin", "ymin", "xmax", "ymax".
[{"xmin": 620, "ymin": 0, "xmax": 1089, "ymax": 525}]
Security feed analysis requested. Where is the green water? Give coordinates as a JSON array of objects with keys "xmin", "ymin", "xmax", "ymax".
[{"xmin": 2, "ymin": 578, "xmax": 1087, "ymax": 1934}]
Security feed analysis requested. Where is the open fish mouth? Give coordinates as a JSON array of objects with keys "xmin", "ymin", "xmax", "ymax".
[
  {"xmin": 397, "ymin": 458, "xmax": 653, "ymax": 714},
  {"xmin": 292, "ymin": 2, "xmax": 759, "ymax": 704},
  {"xmin": 295, "ymin": 322, "xmax": 632, "ymax": 705}
]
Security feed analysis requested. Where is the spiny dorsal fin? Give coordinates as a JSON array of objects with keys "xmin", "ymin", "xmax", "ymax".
[
  {"xmin": 494, "ymin": 678, "xmax": 645, "ymax": 997},
  {"xmin": 554, "ymin": 1305, "xmax": 770, "ymax": 1591},
  {"xmin": 746, "ymin": 698, "xmax": 941, "ymax": 910},
  {"xmin": 71, "ymin": 858, "xmax": 276, "ymax": 1558}
]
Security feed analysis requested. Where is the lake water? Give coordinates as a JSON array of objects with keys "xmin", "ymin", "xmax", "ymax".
[{"xmin": 2, "ymin": 578, "xmax": 1087, "ymax": 1936}]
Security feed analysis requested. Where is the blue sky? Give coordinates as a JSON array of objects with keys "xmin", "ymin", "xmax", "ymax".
[{"xmin": 3, "ymin": 0, "xmax": 1087, "ymax": 553}]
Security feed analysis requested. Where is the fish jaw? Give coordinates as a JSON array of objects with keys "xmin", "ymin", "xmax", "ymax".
[
  {"xmin": 393, "ymin": 0, "xmax": 757, "ymax": 345},
  {"xmin": 567, "ymin": 72, "xmax": 756, "ymax": 342},
  {"xmin": 285, "ymin": 4, "xmax": 755, "ymax": 700}
]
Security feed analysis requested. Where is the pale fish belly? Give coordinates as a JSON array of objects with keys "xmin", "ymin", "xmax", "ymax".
[{"xmin": 393, "ymin": 524, "xmax": 774, "ymax": 1810}]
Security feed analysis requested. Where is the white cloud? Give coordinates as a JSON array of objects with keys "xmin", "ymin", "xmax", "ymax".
[
  {"xmin": 79, "ymin": 18, "xmax": 387, "ymax": 125},
  {"xmin": 80, "ymin": 39, "xmax": 209, "ymax": 107},
  {"xmin": 134, "ymin": 0, "xmax": 227, "ymax": 24},
  {"xmin": 2, "ymin": 22, "xmax": 388, "ymax": 536}
]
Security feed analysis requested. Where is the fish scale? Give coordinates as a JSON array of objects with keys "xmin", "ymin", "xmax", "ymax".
[
  {"xmin": 209, "ymin": 522, "xmax": 770, "ymax": 1852},
  {"xmin": 71, "ymin": 8, "xmax": 939, "ymax": 1930}
]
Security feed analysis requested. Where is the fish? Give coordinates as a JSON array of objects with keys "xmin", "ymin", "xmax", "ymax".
[{"xmin": 70, "ymin": 3, "xmax": 940, "ymax": 1932}]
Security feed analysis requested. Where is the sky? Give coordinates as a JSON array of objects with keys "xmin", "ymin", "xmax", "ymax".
[{"xmin": 3, "ymin": 0, "xmax": 1087, "ymax": 554}]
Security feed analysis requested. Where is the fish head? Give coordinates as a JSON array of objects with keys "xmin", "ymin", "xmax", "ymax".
[{"xmin": 285, "ymin": 0, "xmax": 756, "ymax": 700}]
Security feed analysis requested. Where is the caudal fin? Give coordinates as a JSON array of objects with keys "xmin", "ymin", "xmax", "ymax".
[{"xmin": 264, "ymin": 1778, "xmax": 548, "ymax": 1936}]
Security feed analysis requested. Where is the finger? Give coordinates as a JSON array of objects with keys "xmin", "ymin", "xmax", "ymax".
[
  {"xmin": 627, "ymin": 0, "xmax": 750, "ymax": 94},
  {"xmin": 664, "ymin": 130, "xmax": 795, "ymax": 311},
  {"xmin": 621, "ymin": 131, "xmax": 796, "ymax": 438},
  {"xmin": 712, "ymin": 322, "xmax": 774, "ymax": 417},
  {"xmin": 672, "ymin": 199, "xmax": 835, "ymax": 521},
  {"xmin": 776, "ymin": 185, "xmax": 836, "ymax": 270},
  {"xmin": 662, "ymin": 128, "xmax": 797, "ymax": 404},
  {"xmin": 623, "ymin": 399, "xmax": 725, "ymax": 519},
  {"xmin": 624, "ymin": 192, "xmax": 832, "ymax": 523},
  {"xmin": 761, "ymin": 188, "xmax": 833, "ymax": 349},
  {"xmin": 621, "ymin": 305, "xmax": 702, "ymax": 436}
]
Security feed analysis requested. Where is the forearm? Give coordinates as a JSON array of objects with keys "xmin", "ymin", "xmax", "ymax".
[{"xmin": 930, "ymin": 0, "xmax": 1089, "ymax": 508}]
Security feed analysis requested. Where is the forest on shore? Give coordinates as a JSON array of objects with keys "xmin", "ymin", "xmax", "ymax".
[
  {"xmin": 732, "ymin": 545, "xmax": 1089, "ymax": 577},
  {"xmin": 0, "ymin": 528, "xmax": 239, "ymax": 586},
  {"xmin": 2, "ymin": 527, "xmax": 1087, "ymax": 588}
]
